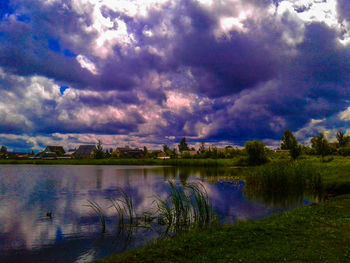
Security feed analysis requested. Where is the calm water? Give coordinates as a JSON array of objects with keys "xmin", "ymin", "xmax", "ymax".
[{"xmin": 0, "ymin": 165, "xmax": 316, "ymax": 263}]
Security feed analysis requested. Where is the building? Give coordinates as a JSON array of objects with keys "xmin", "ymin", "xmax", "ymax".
[
  {"xmin": 63, "ymin": 149, "xmax": 76, "ymax": 158},
  {"xmin": 9, "ymin": 152, "xmax": 28, "ymax": 159},
  {"xmin": 115, "ymin": 147, "xmax": 145, "ymax": 158},
  {"xmin": 43, "ymin": 146, "xmax": 65, "ymax": 156},
  {"xmin": 42, "ymin": 152, "xmax": 58, "ymax": 160},
  {"xmin": 74, "ymin": 145, "xmax": 96, "ymax": 158}
]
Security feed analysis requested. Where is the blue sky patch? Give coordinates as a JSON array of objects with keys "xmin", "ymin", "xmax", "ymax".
[
  {"xmin": 48, "ymin": 38, "xmax": 61, "ymax": 52},
  {"xmin": 60, "ymin": 86, "xmax": 69, "ymax": 95}
]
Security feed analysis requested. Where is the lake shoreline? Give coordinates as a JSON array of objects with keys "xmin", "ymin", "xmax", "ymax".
[
  {"xmin": 0, "ymin": 158, "xmax": 236, "ymax": 166},
  {"xmin": 96, "ymin": 194, "xmax": 350, "ymax": 263},
  {"xmin": 94, "ymin": 157, "xmax": 350, "ymax": 263}
]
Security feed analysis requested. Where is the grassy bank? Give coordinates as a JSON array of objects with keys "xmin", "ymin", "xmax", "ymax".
[
  {"xmin": 0, "ymin": 158, "xmax": 237, "ymax": 166},
  {"xmin": 97, "ymin": 194, "xmax": 350, "ymax": 263}
]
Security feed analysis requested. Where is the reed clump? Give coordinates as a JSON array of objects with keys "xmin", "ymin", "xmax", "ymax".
[
  {"xmin": 155, "ymin": 181, "xmax": 216, "ymax": 236},
  {"xmin": 87, "ymin": 182, "xmax": 216, "ymax": 238},
  {"xmin": 86, "ymin": 200, "xmax": 106, "ymax": 233},
  {"xmin": 244, "ymin": 161, "xmax": 325, "ymax": 207}
]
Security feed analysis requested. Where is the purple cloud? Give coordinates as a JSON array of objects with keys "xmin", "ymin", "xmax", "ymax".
[{"xmin": 1, "ymin": 0, "xmax": 350, "ymax": 151}]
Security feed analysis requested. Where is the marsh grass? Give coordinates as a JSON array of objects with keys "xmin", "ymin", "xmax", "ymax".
[
  {"xmin": 244, "ymin": 161, "xmax": 325, "ymax": 207},
  {"xmin": 87, "ymin": 182, "xmax": 215, "ymax": 238},
  {"xmin": 108, "ymin": 188, "xmax": 136, "ymax": 229},
  {"xmin": 155, "ymin": 181, "xmax": 215, "ymax": 236},
  {"xmin": 86, "ymin": 200, "xmax": 106, "ymax": 233}
]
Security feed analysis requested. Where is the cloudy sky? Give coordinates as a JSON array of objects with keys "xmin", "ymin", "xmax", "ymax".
[{"xmin": 1, "ymin": 0, "xmax": 350, "ymax": 151}]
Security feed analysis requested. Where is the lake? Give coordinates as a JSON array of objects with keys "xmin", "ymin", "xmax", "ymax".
[{"xmin": 0, "ymin": 165, "xmax": 318, "ymax": 263}]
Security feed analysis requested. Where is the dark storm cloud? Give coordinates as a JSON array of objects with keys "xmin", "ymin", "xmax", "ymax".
[
  {"xmin": 1, "ymin": 0, "xmax": 350, "ymax": 148},
  {"xmin": 0, "ymin": 17, "xmax": 96, "ymax": 87},
  {"xmin": 162, "ymin": 1, "xmax": 283, "ymax": 97}
]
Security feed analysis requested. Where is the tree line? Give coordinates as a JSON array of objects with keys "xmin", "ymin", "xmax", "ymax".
[{"xmin": 1, "ymin": 129, "xmax": 349, "ymax": 162}]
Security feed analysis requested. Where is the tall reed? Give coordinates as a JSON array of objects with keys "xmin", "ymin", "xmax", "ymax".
[
  {"xmin": 87, "ymin": 182, "xmax": 215, "ymax": 238},
  {"xmin": 244, "ymin": 161, "xmax": 325, "ymax": 207},
  {"xmin": 155, "ymin": 181, "xmax": 215, "ymax": 236},
  {"xmin": 108, "ymin": 188, "xmax": 136, "ymax": 230},
  {"xmin": 86, "ymin": 200, "xmax": 106, "ymax": 233}
]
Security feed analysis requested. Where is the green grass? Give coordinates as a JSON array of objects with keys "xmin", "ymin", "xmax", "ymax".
[
  {"xmin": 94, "ymin": 156, "xmax": 350, "ymax": 262},
  {"xmin": 96, "ymin": 194, "xmax": 350, "ymax": 263},
  {"xmin": 0, "ymin": 158, "xmax": 237, "ymax": 166}
]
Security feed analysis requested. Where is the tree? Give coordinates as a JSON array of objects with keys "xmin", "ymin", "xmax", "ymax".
[
  {"xmin": 0, "ymin": 146, "xmax": 7, "ymax": 159},
  {"xmin": 311, "ymin": 133, "xmax": 329, "ymax": 159},
  {"xmin": 163, "ymin": 144, "xmax": 170, "ymax": 153},
  {"xmin": 281, "ymin": 130, "xmax": 301, "ymax": 160},
  {"xmin": 0, "ymin": 146, "xmax": 7, "ymax": 154},
  {"xmin": 163, "ymin": 144, "xmax": 172, "ymax": 156},
  {"xmin": 336, "ymin": 129, "xmax": 349, "ymax": 147},
  {"xmin": 245, "ymin": 140, "xmax": 267, "ymax": 165},
  {"xmin": 93, "ymin": 140, "xmax": 105, "ymax": 159},
  {"xmin": 281, "ymin": 130, "xmax": 298, "ymax": 150},
  {"xmin": 290, "ymin": 142, "xmax": 302, "ymax": 160},
  {"xmin": 178, "ymin": 137, "xmax": 190, "ymax": 152},
  {"xmin": 199, "ymin": 142, "xmax": 206, "ymax": 154}
]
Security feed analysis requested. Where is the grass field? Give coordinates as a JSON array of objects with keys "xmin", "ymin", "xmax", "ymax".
[
  {"xmin": 0, "ymin": 158, "xmax": 237, "ymax": 167},
  {"xmin": 97, "ymin": 194, "xmax": 350, "ymax": 263},
  {"xmin": 92, "ymin": 156, "xmax": 350, "ymax": 262}
]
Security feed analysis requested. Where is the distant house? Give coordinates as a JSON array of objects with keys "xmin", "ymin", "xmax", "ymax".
[
  {"xmin": 9, "ymin": 152, "xmax": 28, "ymax": 159},
  {"xmin": 43, "ymin": 146, "xmax": 65, "ymax": 156},
  {"xmin": 63, "ymin": 149, "xmax": 76, "ymax": 158},
  {"xmin": 158, "ymin": 156, "xmax": 170, "ymax": 160},
  {"xmin": 74, "ymin": 145, "xmax": 96, "ymax": 158},
  {"xmin": 42, "ymin": 152, "xmax": 58, "ymax": 160},
  {"xmin": 116, "ymin": 147, "xmax": 145, "ymax": 158}
]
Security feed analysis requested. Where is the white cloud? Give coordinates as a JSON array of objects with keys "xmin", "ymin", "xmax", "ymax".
[
  {"xmin": 339, "ymin": 106, "xmax": 350, "ymax": 121},
  {"xmin": 76, "ymin": 54, "xmax": 99, "ymax": 74}
]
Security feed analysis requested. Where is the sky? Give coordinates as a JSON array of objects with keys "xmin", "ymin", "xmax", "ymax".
[{"xmin": 1, "ymin": 0, "xmax": 350, "ymax": 152}]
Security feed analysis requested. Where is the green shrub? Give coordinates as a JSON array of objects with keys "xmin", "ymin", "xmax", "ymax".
[{"xmin": 245, "ymin": 140, "xmax": 268, "ymax": 165}]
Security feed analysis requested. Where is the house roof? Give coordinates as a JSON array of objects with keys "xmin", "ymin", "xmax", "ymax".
[
  {"xmin": 74, "ymin": 145, "xmax": 96, "ymax": 156},
  {"xmin": 46, "ymin": 146, "xmax": 65, "ymax": 154}
]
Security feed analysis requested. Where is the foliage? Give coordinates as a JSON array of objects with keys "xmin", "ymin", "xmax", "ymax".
[
  {"xmin": 281, "ymin": 130, "xmax": 297, "ymax": 150},
  {"xmin": 93, "ymin": 140, "xmax": 105, "ymax": 159},
  {"xmin": 337, "ymin": 146, "xmax": 350, "ymax": 156},
  {"xmin": 245, "ymin": 140, "xmax": 268, "ymax": 165},
  {"xmin": 178, "ymin": 137, "xmax": 190, "ymax": 153},
  {"xmin": 311, "ymin": 133, "xmax": 330, "ymax": 158},
  {"xmin": 162, "ymin": 144, "xmax": 173, "ymax": 156},
  {"xmin": 336, "ymin": 129, "xmax": 350, "ymax": 147},
  {"xmin": 280, "ymin": 130, "xmax": 301, "ymax": 160},
  {"xmin": 0, "ymin": 146, "xmax": 7, "ymax": 154},
  {"xmin": 290, "ymin": 142, "xmax": 302, "ymax": 160},
  {"xmin": 0, "ymin": 145, "xmax": 7, "ymax": 159}
]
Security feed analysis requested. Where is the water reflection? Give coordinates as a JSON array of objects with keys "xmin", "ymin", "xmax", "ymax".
[
  {"xmin": 0, "ymin": 165, "xmax": 321, "ymax": 263},
  {"xmin": 243, "ymin": 163, "xmax": 325, "ymax": 208}
]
